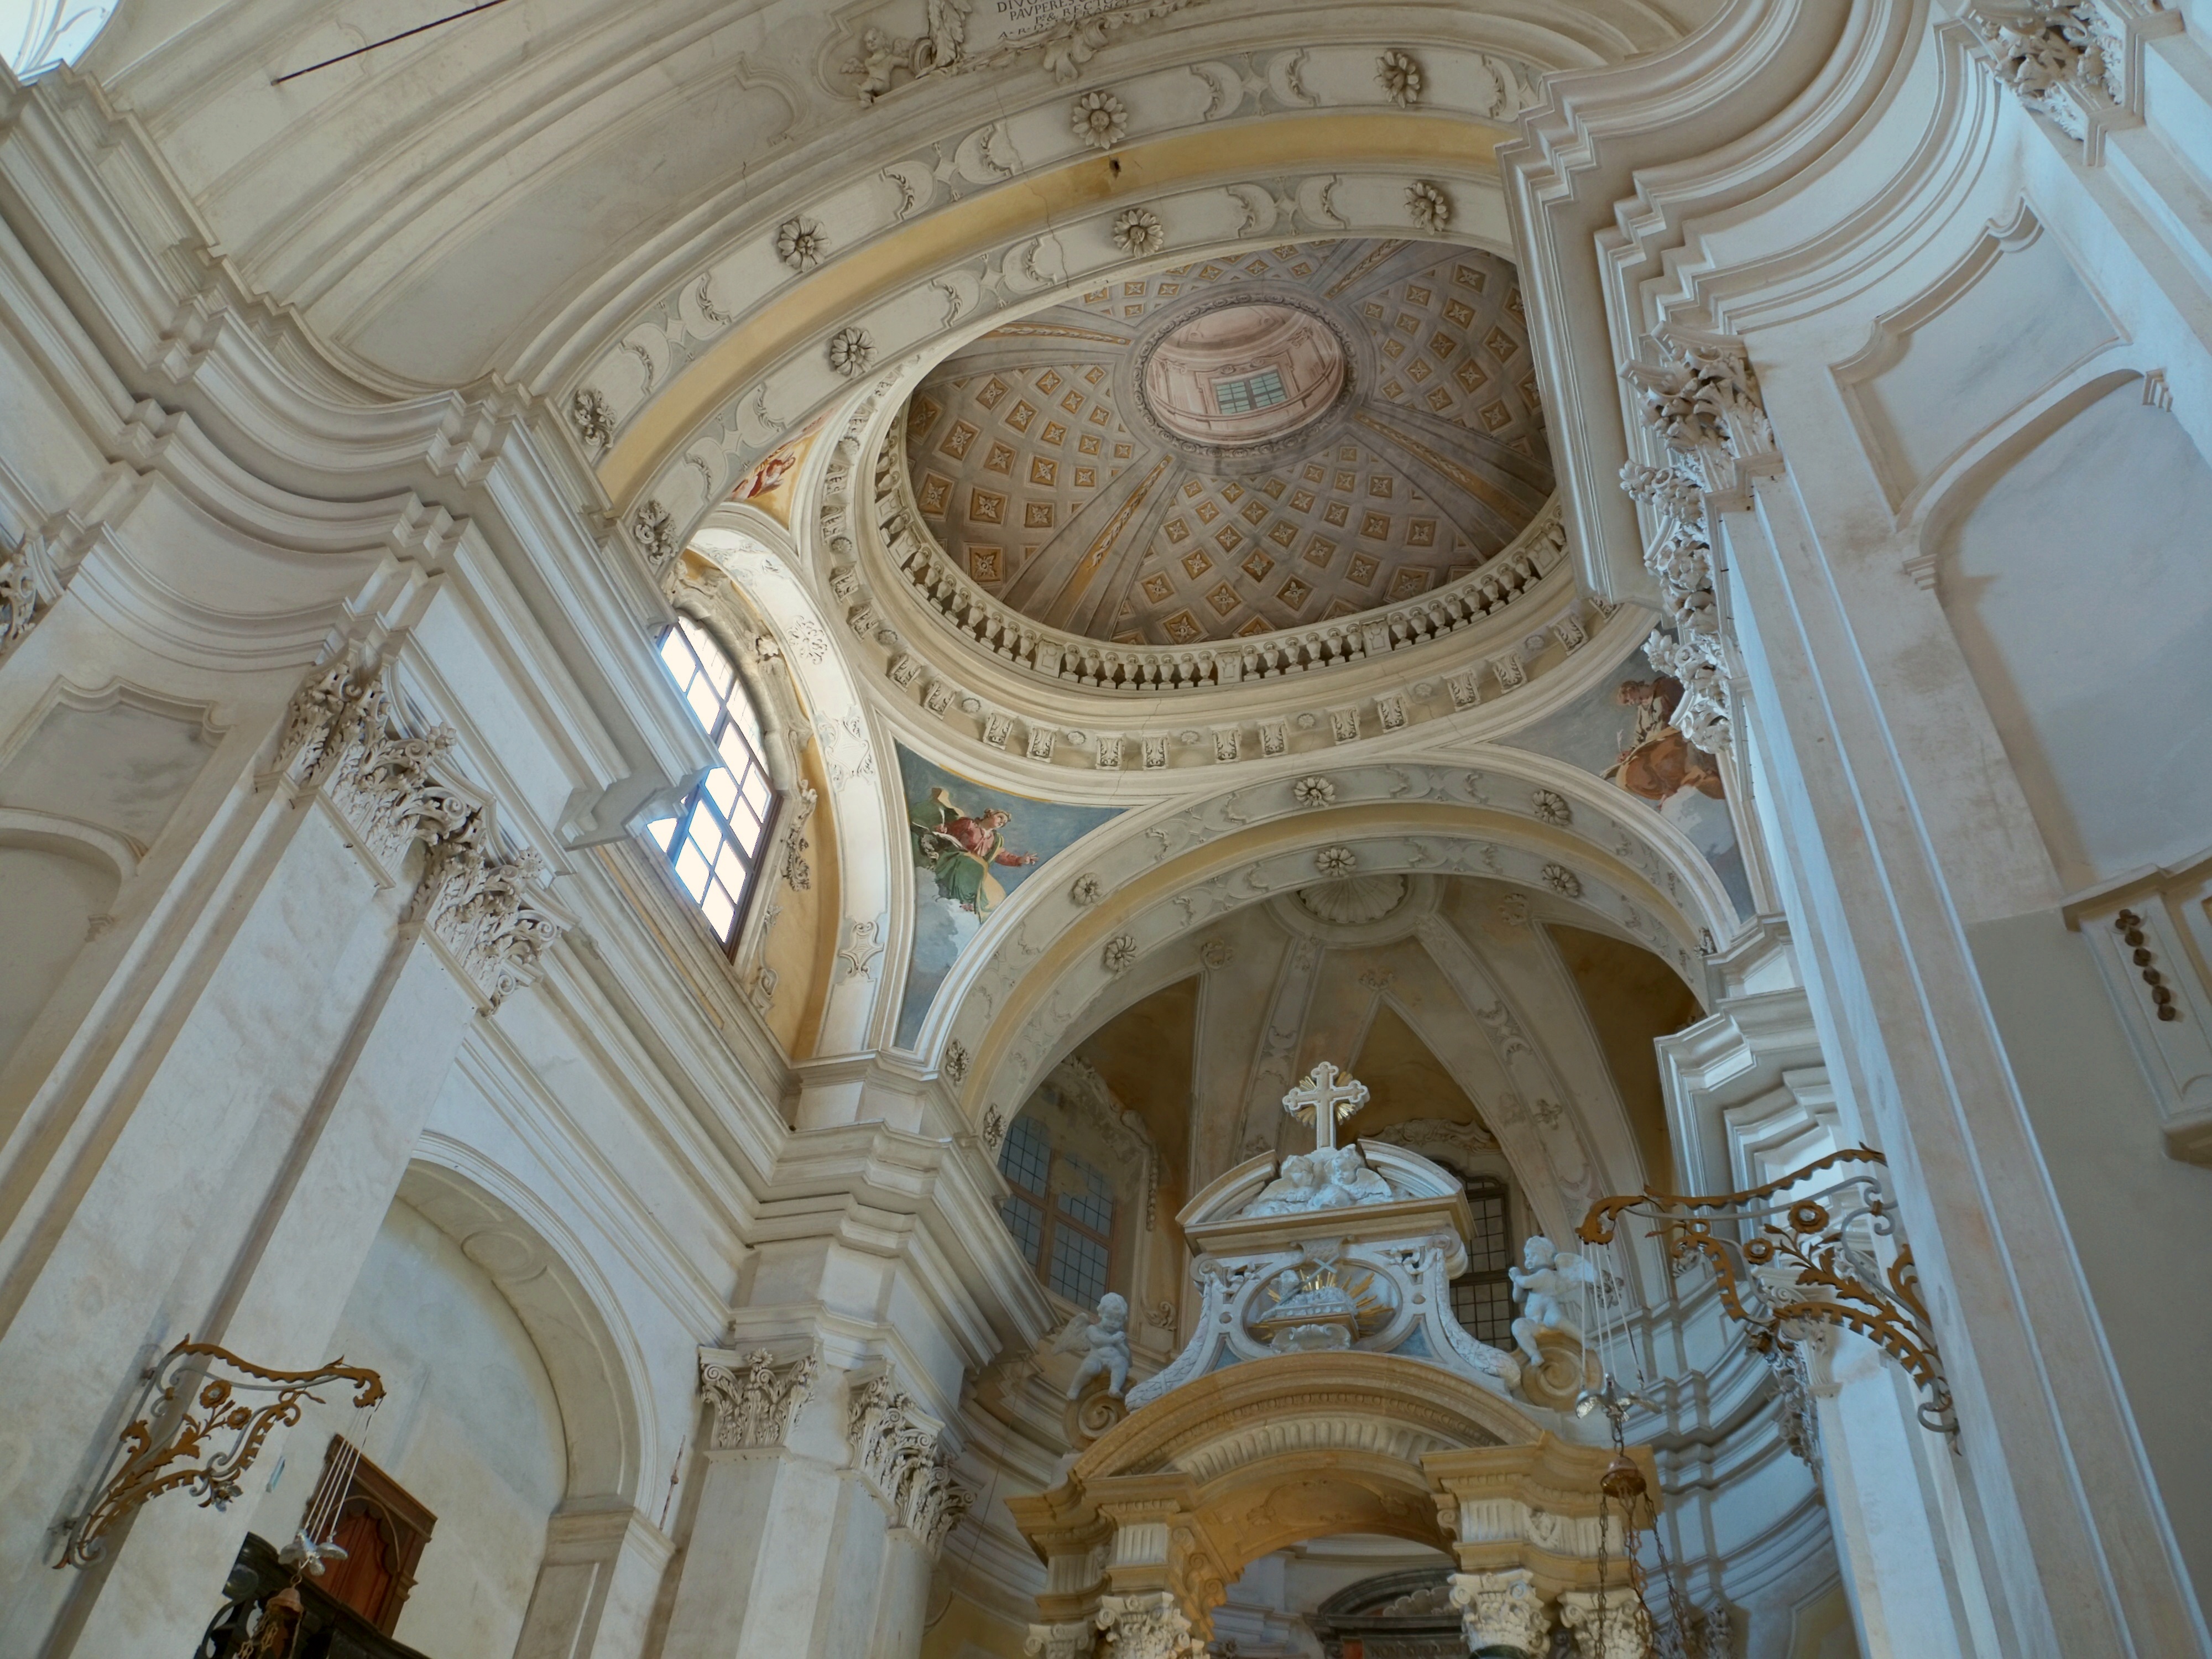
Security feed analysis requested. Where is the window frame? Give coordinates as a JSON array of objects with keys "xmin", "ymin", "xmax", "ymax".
[
  {"xmin": 1212, "ymin": 367, "xmax": 1288, "ymax": 416},
  {"xmin": 997, "ymin": 1115, "xmax": 1120, "ymax": 1308},
  {"xmin": 644, "ymin": 615, "xmax": 782, "ymax": 959},
  {"xmin": 1450, "ymin": 1172, "xmax": 1519, "ymax": 1350}
]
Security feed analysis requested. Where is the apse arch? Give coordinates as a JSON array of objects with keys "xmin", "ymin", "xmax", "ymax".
[
  {"xmin": 927, "ymin": 753, "xmax": 1736, "ymax": 1136},
  {"xmin": 1008, "ymin": 1350, "xmax": 1641, "ymax": 1647},
  {"xmin": 398, "ymin": 1146, "xmax": 654, "ymax": 1507}
]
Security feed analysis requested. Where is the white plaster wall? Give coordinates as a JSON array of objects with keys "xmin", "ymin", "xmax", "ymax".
[
  {"xmin": 1940, "ymin": 380, "xmax": 2212, "ymax": 889},
  {"xmin": 0, "ymin": 842, "xmax": 114, "ymax": 1066},
  {"xmin": 260, "ymin": 1199, "xmax": 568, "ymax": 1658}
]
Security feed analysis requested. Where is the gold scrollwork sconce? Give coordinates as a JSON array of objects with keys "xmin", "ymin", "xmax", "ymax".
[
  {"xmin": 1578, "ymin": 1147, "xmax": 1956, "ymax": 1440},
  {"xmin": 58, "ymin": 1338, "xmax": 384, "ymax": 1569}
]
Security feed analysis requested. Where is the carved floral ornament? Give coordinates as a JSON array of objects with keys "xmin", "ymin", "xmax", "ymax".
[
  {"xmin": 1376, "ymin": 48, "xmax": 1422, "ymax": 108},
  {"xmin": 1111, "ymin": 205, "xmax": 1165, "ymax": 257},
  {"xmin": 847, "ymin": 1376, "xmax": 974, "ymax": 1552},
  {"xmin": 270, "ymin": 647, "xmax": 569, "ymax": 1008},
  {"xmin": 1617, "ymin": 333, "xmax": 1776, "ymax": 756},
  {"xmin": 1966, "ymin": 1, "xmax": 2122, "ymax": 145},
  {"xmin": 0, "ymin": 528, "xmax": 67, "ymax": 664},
  {"xmin": 1071, "ymin": 88, "xmax": 1128, "ymax": 150},
  {"xmin": 700, "ymin": 1348, "xmax": 815, "ymax": 1449}
]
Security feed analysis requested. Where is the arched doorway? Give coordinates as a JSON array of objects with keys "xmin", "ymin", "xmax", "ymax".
[{"xmin": 1010, "ymin": 1351, "xmax": 1651, "ymax": 1657}]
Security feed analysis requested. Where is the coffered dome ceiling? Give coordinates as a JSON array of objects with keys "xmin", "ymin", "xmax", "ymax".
[{"xmin": 899, "ymin": 239, "xmax": 1554, "ymax": 648}]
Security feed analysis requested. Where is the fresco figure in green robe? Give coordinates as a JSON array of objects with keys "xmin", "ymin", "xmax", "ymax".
[{"xmin": 909, "ymin": 786, "xmax": 1038, "ymax": 923}]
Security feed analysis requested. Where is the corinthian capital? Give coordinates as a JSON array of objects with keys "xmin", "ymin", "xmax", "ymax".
[
  {"xmin": 1450, "ymin": 1568, "xmax": 1552, "ymax": 1656},
  {"xmin": 1557, "ymin": 1588, "xmax": 1652, "ymax": 1659},
  {"xmin": 1093, "ymin": 1592, "xmax": 1204, "ymax": 1659},
  {"xmin": 700, "ymin": 1348, "xmax": 815, "ymax": 1449},
  {"xmin": 274, "ymin": 648, "xmax": 568, "ymax": 1006}
]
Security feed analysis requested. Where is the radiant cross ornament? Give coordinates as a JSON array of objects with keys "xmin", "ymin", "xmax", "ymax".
[{"xmin": 1282, "ymin": 1061, "xmax": 1371, "ymax": 1152}]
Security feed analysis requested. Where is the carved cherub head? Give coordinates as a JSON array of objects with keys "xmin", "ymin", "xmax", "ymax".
[
  {"xmin": 1095, "ymin": 1291, "xmax": 1128, "ymax": 1330},
  {"xmin": 1524, "ymin": 1234, "xmax": 1557, "ymax": 1270}
]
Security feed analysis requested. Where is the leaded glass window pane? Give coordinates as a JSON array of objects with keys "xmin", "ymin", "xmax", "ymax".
[{"xmin": 643, "ymin": 619, "xmax": 778, "ymax": 951}]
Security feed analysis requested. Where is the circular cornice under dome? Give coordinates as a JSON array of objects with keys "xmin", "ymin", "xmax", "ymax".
[{"xmin": 899, "ymin": 238, "xmax": 1553, "ymax": 649}]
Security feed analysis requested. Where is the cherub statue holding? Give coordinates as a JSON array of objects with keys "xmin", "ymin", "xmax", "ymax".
[
  {"xmin": 1507, "ymin": 1235, "xmax": 1598, "ymax": 1366},
  {"xmin": 1052, "ymin": 1291, "xmax": 1131, "ymax": 1398}
]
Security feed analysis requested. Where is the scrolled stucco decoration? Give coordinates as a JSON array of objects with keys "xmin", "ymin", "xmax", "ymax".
[
  {"xmin": 1406, "ymin": 180, "xmax": 1451, "ymax": 234},
  {"xmin": 0, "ymin": 530, "xmax": 67, "ymax": 664},
  {"xmin": 1071, "ymin": 88, "xmax": 1128, "ymax": 150},
  {"xmin": 1619, "ymin": 334, "xmax": 1776, "ymax": 755},
  {"xmin": 274, "ymin": 649, "xmax": 567, "ymax": 1008},
  {"xmin": 776, "ymin": 215, "xmax": 830, "ymax": 272},
  {"xmin": 630, "ymin": 499, "xmax": 678, "ymax": 572},
  {"xmin": 1449, "ymin": 1568, "xmax": 1551, "ymax": 1656},
  {"xmin": 1095, "ymin": 1592, "xmax": 1204, "ymax": 1659},
  {"xmin": 942, "ymin": 1038, "xmax": 969, "ymax": 1083},
  {"xmin": 567, "ymin": 388, "xmax": 613, "ymax": 452},
  {"xmin": 827, "ymin": 326, "xmax": 875, "ymax": 378},
  {"xmin": 700, "ymin": 1349, "xmax": 815, "ymax": 1449},
  {"xmin": 1376, "ymin": 49, "xmax": 1422, "ymax": 108},
  {"xmin": 846, "ymin": 1376, "xmax": 973, "ymax": 1553},
  {"xmin": 1558, "ymin": 1589, "xmax": 1651, "ymax": 1659},
  {"xmin": 839, "ymin": 0, "xmax": 1198, "ymax": 100},
  {"xmin": 1111, "ymin": 206, "xmax": 1166, "ymax": 257},
  {"xmin": 1967, "ymin": 2, "xmax": 2118, "ymax": 144},
  {"xmin": 1295, "ymin": 873, "xmax": 1407, "ymax": 926}
]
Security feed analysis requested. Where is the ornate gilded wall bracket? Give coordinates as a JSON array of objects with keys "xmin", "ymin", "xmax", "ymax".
[
  {"xmin": 58, "ymin": 1339, "xmax": 384, "ymax": 1568},
  {"xmin": 1578, "ymin": 1147, "xmax": 1956, "ymax": 1439}
]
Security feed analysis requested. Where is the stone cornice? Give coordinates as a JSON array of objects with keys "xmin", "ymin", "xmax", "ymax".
[{"xmin": 0, "ymin": 67, "xmax": 710, "ymax": 842}]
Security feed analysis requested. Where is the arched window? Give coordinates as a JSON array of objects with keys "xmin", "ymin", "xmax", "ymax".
[
  {"xmin": 1452, "ymin": 1175, "xmax": 1516, "ymax": 1349},
  {"xmin": 998, "ymin": 1115, "xmax": 1118, "ymax": 1306},
  {"xmin": 645, "ymin": 617, "xmax": 778, "ymax": 951}
]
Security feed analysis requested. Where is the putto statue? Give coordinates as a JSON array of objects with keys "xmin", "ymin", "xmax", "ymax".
[
  {"xmin": 1507, "ymin": 1235, "xmax": 1599, "ymax": 1366},
  {"xmin": 1053, "ymin": 1291, "xmax": 1131, "ymax": 1398},
  {"xmin": 1241, "ymin": 1062, "xmax": 1397, "ymax": 1216},
  {"xmin": 1245, "ymin": 1145, "xmax": 1394, "ymax": 1215}
]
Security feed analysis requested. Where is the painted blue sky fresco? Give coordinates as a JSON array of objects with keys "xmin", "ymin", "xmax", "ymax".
[
  {"xmin": 894, "ymin": 744, "xmax": 1123, "ymax": 1049},
  {"xmin": 1499, "ymin": 644, "xmax": 1756, "ymax": 922}
]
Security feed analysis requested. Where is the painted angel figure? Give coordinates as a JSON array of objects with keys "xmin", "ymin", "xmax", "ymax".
[
  {"xmin": 1507, "ymin": 1235, "xmax": 1599, "ymax": 1367},
  {"xmin": 1052, "ymin": 1291, "xmax": 1131, "ymax": 1398},
  {"xmin": 909, "ymin": 787, "xmax": 1037, "ymax": 923}
]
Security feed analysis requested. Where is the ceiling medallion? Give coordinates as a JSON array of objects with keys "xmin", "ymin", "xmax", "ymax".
[{"xmin": 1296, "ymin": 874, "xmax": 1408, "ymax": 927}]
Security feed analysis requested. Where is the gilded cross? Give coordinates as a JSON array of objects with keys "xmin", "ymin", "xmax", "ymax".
[{"xmin": 1281, "ymin": 1062, "xmax": 1370, "ymax": 1153}]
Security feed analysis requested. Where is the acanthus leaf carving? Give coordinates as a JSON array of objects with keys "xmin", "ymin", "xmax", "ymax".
[
  {"xmin": 700, "ymin": 1348, "xmax": 816, "ymax": 1449},
  {"xmin": 1618, "ymin": 333, "xmax": 1775, "ymax": 755},
  {"xmin": 846, "ymin": 1376, "xmax": 973, "ymax": 1553},
  {"xmin": 1967, "ymin": 2, "xmax": 2120, "ymax": 145},
  {"xmin": 274, "ymin": 650, "xmax": 567, "ymax": 1008}
]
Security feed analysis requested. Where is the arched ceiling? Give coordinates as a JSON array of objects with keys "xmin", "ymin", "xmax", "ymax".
[
  {"xmin": 901, "ymin": 239, "xmax": 1552, "ymax": 645},
  {"xmin": 1021, "ymin": 871, "xmax": 1696, "ymax": 1244}
]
